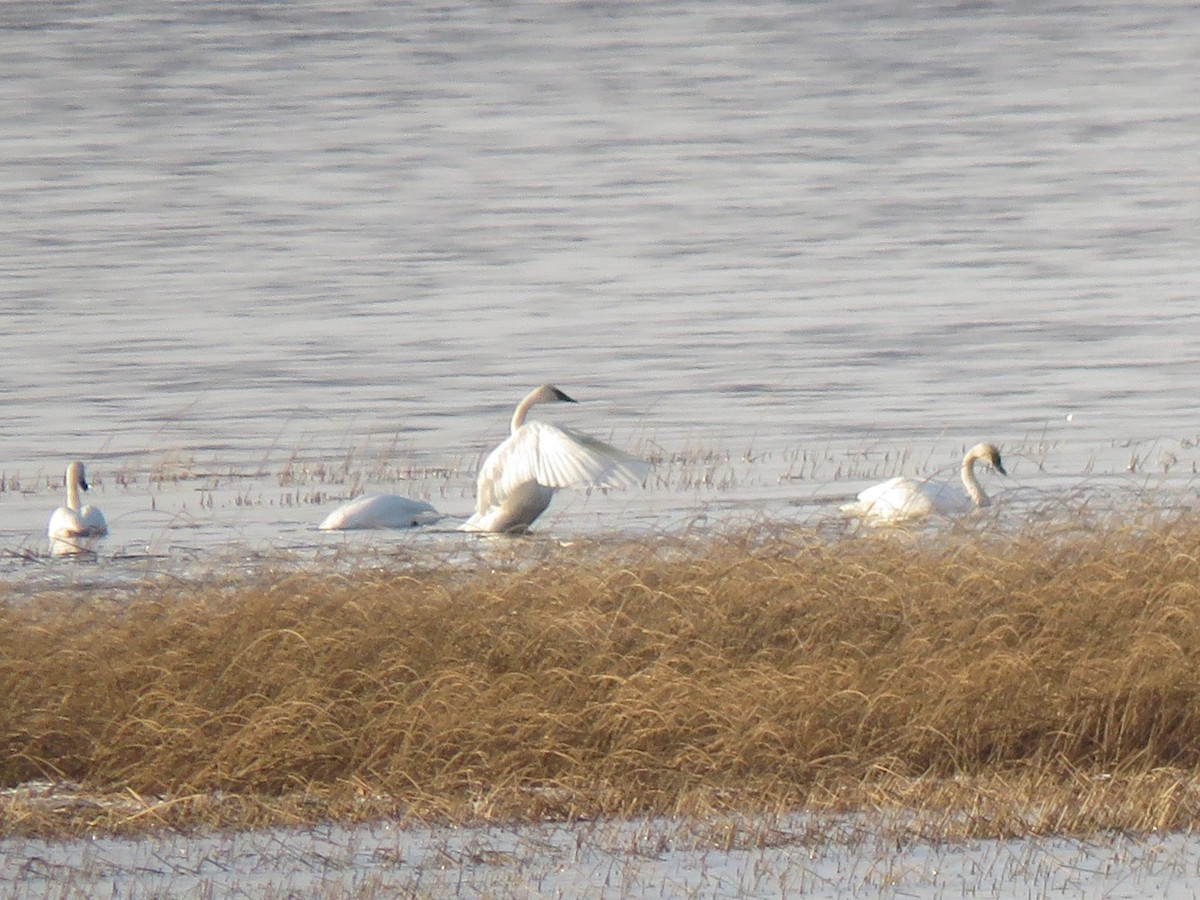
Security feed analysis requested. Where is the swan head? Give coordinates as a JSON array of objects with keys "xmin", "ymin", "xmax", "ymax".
[
  {"xmin": 967, "ymin": 442, "xmax": 1006, "ymax": 476},
  {"xmin": 67, "ymin": 460, "xmax": 90, "ymax": 492},
  {"xmin": 511, "ymin": 384, "xmax": 578, "ymax": 432},
  {"xmin": 530, "ymin": 384, "xmax": 577, "ymax": 405}
]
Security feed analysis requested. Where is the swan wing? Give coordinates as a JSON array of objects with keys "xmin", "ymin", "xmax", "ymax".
[
  {"xmin": 48, "ymin": 506, "xmax": 82, "ymax": 539},
  {"xmin": 474, "ymin": 421, "xmax": 650, "ymax": 516},
  {"xmin": 49, "ymin": 505, "xmax": 107, "ymax": 538},
  {"xmin": 920, "ymin": 480, "xmax": 973, "ymax": 515},
  {"xmin": 843, "ymin": 475, "xmax": 978, "ymax": 522},
  {"xmin": 79, "ymin": 505, "xmax": 108, "ymax": 536},
  {"xmin": 842, "ymin": 476, "xmax": 933, "ymax": 521}
]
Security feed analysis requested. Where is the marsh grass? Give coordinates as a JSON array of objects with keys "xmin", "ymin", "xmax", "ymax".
[{"xmin": 6, "ymin": 515, "xmax": 1200, "ymax": 839}]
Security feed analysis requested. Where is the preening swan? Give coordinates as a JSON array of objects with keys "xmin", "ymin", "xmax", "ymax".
[
  {"xmin": 47, "ymin": 460, "xmax": 108, "ymax": 554},
  {"xmin": 318, "ymin": 494, "xmax": 440, "ymax": 530},
  {"xmin": 460, "ymin": 384, "xmax": 651, "ymax": 534},
  {"xmin": 841, "ymin": 442, "xmax": 1007, "ymax": 523}
]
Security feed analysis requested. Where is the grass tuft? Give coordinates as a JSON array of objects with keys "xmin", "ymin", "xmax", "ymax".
[{"xmin": 6, "ymin": 516, "xmax": 1200, "ymax": 837}]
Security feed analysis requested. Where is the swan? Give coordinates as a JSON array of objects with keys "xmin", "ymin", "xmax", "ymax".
[
  {"xmin": 460, "ymin": 384, "xmax": 651, "ymax": 534},
  {"xmin": 318, "ymin": 494, "xmax": 441, "ymax": 530},
  {"xmin": 841, "ymin": 442, "xmax": 1007, "ymax": 523},
  {"xmin": 47, "ymin": 460, "xmax": 108, "ymax": 554}
]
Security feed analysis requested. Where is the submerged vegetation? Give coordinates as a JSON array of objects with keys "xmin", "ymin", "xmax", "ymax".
[{"xmin": 5, "ymin": 515, "xmax": 1200, "ymax": 839}]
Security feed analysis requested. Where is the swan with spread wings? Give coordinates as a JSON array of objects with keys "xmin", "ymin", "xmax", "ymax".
[{"xmin": 460, "ymin": 385, "xmax": 650, "ymax": 534}]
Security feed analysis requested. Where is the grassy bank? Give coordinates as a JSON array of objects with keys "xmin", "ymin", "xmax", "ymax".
[{"xmin": 5, "ymin": 517, "xmax": 1200, "ymax": 838}]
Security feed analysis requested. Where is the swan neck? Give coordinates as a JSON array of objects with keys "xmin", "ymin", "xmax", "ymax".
[
  {"xmin": 960, "ymin": 457, "xmax": 988, "ymax": 507},
  {"xmin": 510, "ymin": 390, "xmax": 539, "ymax": 434},
  {"xmin": 66, "ymin": 478, "xmax": 82, "ymax": 511}
]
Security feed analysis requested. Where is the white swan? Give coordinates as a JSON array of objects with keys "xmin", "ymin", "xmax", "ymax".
[
  {"xmin": 841, "ymin": 442, "xmax": 1007, "ymax": 523},
  {"xmin": 47, "ymin": 460, "xmax": 108, "ymax": 554},
  {"xmin": 318, "ymin": 494, "xmax": 441, "ymax": 530},
  {"xmin": 460, "ymin": 384, "xmax": 650, "ymax": 534}
]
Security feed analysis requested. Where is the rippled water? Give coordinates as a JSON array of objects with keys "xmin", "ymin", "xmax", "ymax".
[
  {"xmin": 6, "ymin": 812, "xmax": 1200, "ymax": 898},
  {"xmin": 2, "ymin": 1, "xmax": 1199, "ymax": 569}
]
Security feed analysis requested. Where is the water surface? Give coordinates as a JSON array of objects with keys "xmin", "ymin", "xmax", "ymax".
[
  {"xmin": 2, "ymin": 1, "xmax": 1199, "ymax": 568},
  {"xmin": 3, "ymin": 811, "xmax": 1199, "ymax": 898}
]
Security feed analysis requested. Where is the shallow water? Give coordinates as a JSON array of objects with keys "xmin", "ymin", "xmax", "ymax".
[
  {"xmin": 3, "ymin": 813, "xmax": 1200, "ymax": 899},
  {"xmin": 2, "ymin": 0, "xmax": 1200, "ymax": 571}
]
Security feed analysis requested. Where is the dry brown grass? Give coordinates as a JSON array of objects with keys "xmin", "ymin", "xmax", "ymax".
[{"xmin": 6, "ymin": 515, "xmax": 1200, "ymax": 838}]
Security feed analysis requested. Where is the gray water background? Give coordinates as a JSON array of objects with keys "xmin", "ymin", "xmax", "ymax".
[{"xmin": 2, "ymin": 0, "xmax": 1199, "ymax": 560}]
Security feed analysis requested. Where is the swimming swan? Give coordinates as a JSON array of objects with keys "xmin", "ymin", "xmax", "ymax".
[
  {"xmin": 47, "ymin": 460, "xmax": 108, "ymax": 554},
  {"xmin": 318, "ymin": 494, "xmax": 441, "ymax": 530},
  {"xmin": 460, "ymin": 384, "xmax": 651, "ymax": 533},
  {"xmin": 841, "ymin": 442, "xmax": 1007, "ymax": 523}
]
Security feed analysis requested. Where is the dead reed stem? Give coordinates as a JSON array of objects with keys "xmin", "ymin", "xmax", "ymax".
[{"xmin": 6, "ymin": 516, "xmax": 1200, "ymax": 837}]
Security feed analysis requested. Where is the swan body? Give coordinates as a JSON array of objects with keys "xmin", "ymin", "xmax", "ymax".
[
  {"xmin": 841, "ymin": 442, "xmax": 1006, "ymax": 523},
  {"xmin": 318, "ymin": 494, "xmax": 440, "ymax": 530},
  {"xmin": 48, "ymin": 460, "xmax": 107, "ymax": 554},
  {"xmin": 460, "ymin": 384, "xmax": 650, "ymax": 534}
]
